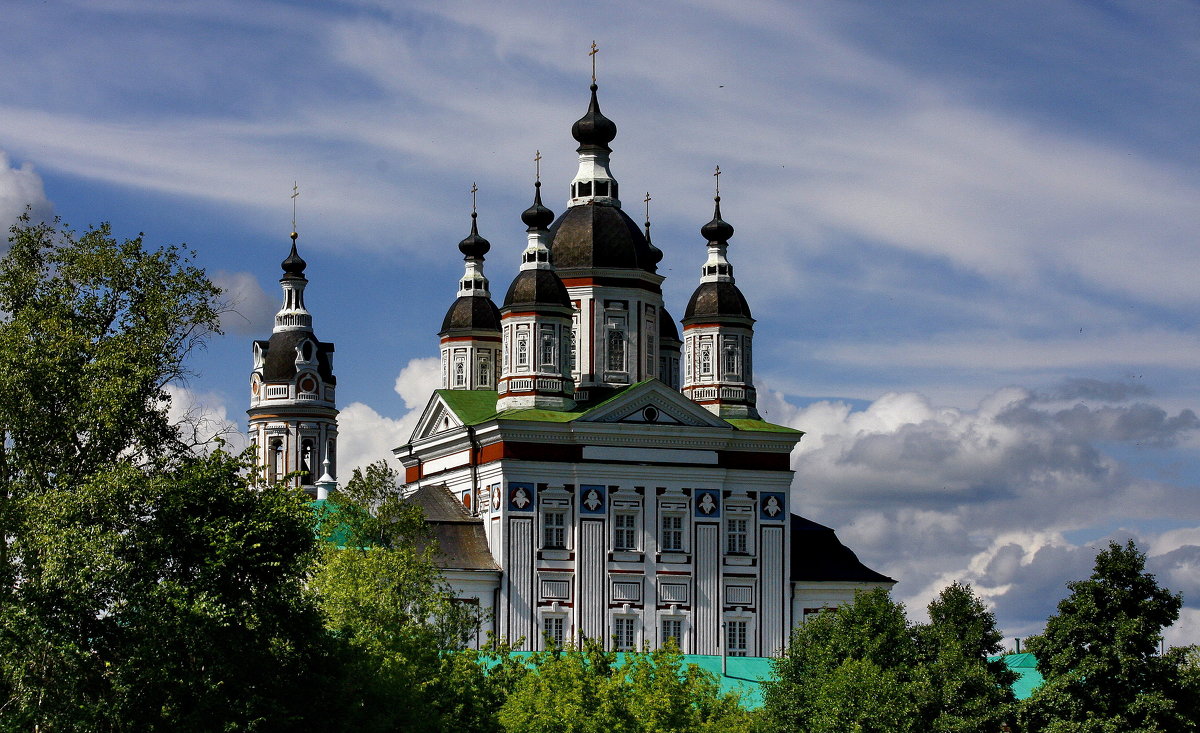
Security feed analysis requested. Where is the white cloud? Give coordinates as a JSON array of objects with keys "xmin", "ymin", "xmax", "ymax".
[
  {"xmin": 779, "ymin": 381, "xmax": 1200, "ymax": 638},
  {"xmin": 0, "ymin": 149, "xmax": 52, "ymax": 229},
  {"xmin": 163, "ymin": 383, "xmax": 246, "ymax": 454},
  {"xmin": 394, "ymin": 356, "xmax": 441, "ymax": 409},
  {"xmin": 335, "ymin": 356, "xmax": 444, "ymax": 475},
  {"xmin": 211, "ymin": 270, "xmax": 275, "ymax": 336}
]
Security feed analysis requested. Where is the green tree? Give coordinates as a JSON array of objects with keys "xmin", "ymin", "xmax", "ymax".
[
  {"xmin": 915, "ymin": 582, "xmax": 1017, "ymax": 732},
  {"xmin": 1020, "ymin": 540, "xmax": 1189, "ymax": 732},
  {"xmin": 762, "ymin": 588, "xmax": 920, "ymax": 733},
  {"xmin": 0, "ymin": 216, "xmax": 343, "ymax": 730},
  {"xmin": 496, "ymin": 639, "xmax": 754, "ymax": 733},
  {"xmin": 0, "ymin": 449, "xmax": 340, "ymax": 731},
  {"xmin": 310, "ymin": 461, "xmax": 485, "ymax": 732}
]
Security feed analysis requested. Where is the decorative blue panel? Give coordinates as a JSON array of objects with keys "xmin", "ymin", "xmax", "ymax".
[
  {"xmin": 760, "ymin": 492, "xmax": 786, "ymax": 521},
  {"xmin": 508, "ymin": 481, "xmax": 536, "ymax": 511},
  {"xmin": 579, "ymin": 484, "xmax": 606, "ymax": 515},
  {"xmin": 694, "ymin": 489, "xmax": 721, "ymax": 519}
]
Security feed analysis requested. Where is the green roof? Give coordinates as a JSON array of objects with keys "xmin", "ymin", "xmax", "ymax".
[
  {"xmin": 435, "ymin": 389, "xmax": 500, "ymax": 424},
  {"xmin": 434, "ymin": 383, "xmax": 801, "ymax": 436},
  {"xmin": 726, "ymin": 418, "xmax": 804, "ymax": 435}
]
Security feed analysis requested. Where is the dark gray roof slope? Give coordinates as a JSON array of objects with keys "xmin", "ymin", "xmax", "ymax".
[
  {"xmin": 261, "ymin": 330, "xmax": 336, "ymax": 383},
  {"xmin": 548, "ymin": 203, "xmax": 655, "ymax": 271},
  {"xmin": 407, "ymin": 484, "xmax": 499, "ymax": 571},
  {"xmin": 502, "ymin": 268, "xmax": 571, "ymax": 309},
  {"xmin": 440, "ymin": 295, "xmax": 501, "ymax": 334},
  {"xmin": 682, "ymin": 281, "xmax": 753, "ymax": 322},
  {"xmin": 790, "ymin": 514, "xmax": 895, "ymax": 584}
]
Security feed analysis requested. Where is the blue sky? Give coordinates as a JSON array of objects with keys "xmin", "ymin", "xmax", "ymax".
[{"xmin": 3, "ymin": 0, "xmax": 1199, "ymax": 644}]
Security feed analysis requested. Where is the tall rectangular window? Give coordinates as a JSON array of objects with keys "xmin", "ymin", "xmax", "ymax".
[
  {"xmin": 726, "ymin": 620, "xmax": 747, "ymax": 657},
  {"xmin": 517, "ymin": 334, "xmax": 529, "ymax": 368},
  {"xmin": 726, "ymin": 518, "xmax": 748, "ymax": 554},
  {"xmin": 607, "ymin": 327, "xmax": 625, "ymax": 371},
  {"xmin": 544, "ymin": 616, "xmax": 565, "ymax": 647},
  {"xmin": 614, "ymin": 512, "xmax": 637, "ymax": 550},
  {"xmin": 614, "ymin": 617, "xmax": 636, "ymax": 651},
  {"xmin": 661, "ymin": 514, "xmax": 684, "ymax": 552},
  {"xmin": 541, "ymin": 324, "xmax": 557, "ymax": 367},
  {"xmin": 543, "ymin": 510, "xmax": 566, "ymax": 549},
  {"xmin": 662, "ymin": 618, "xmax": 682, "ymax": 647}
]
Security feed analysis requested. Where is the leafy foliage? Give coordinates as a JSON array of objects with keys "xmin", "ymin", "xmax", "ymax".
[
  {"xmin": 1020, "ymin": 540, "xmax": 1192, "ymax": 732},
  {"xmin": 496, "ymin": 639, "xmax": 755, "ymax": 733},
  {"xmin": 763, "ymin": 584, "xmax": 1017, "ymax": 733},
  {"xmin": 310, "ymin": 461, "xmax": 485, "ymax": 731}
]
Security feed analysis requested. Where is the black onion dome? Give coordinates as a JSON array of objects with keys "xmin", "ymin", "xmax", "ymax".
[
  {"xmin": 262, "ymin": 330, "xmax": 336, "ymax": 384},
  {"xmin": 440, "ymin": 295, "xmax": 501, "ymax": 334},
  {"xmin": 548, "ymin": 204, "xmax": 655, "ymax": 270},
  {"xmin": 281, "ymin": 236, "xmax": 307, "ymax": 279},
  {"xmin": 571, "ymin": 84, "xmax": 617, "ymax": 150},
  {"xmin": 458, "ymin": 213, "xmax": 491, "ymax": 258},
  {"xmin": 683, "ymin": 281, "xmax": 753, "ymax": 322},
  {"xmin": 503, "ymin": 269, "xmax": 571, "ymax": 309},
  {"xmin": 522, "ymin": 182, "xmax": 554, "ymax": 230},
  {"xmin": 660, "ymin": 307, "xmax": 681, "ymax": 342},
  {"xmin": 701, "ymin": 197, "xmax": 734, "ymax": 243}
]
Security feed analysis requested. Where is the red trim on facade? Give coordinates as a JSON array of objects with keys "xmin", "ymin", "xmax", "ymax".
[
  {"xmin": 441, "ymin": 335, "xmax": 501, "ymax": 343},
  {"xmin": 560, "ymin": 276, "xmax": 662, "ymax": 293},
  {"xmin": 405, "ymin": 465, "xmax": 420, "ymax": 482}
]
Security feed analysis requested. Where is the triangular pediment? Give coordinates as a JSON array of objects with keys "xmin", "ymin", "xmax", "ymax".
[
  {"xmin": 579, "ymin": 381, "xmax": 729, "ymax": 429},
  {"xmin": 411, "ymin": 394, "xmax": 466, "ymax": 442}
]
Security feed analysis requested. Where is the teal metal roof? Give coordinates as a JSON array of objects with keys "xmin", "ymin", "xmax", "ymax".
[{"xmin": 991, "ymin": 652, "xmax": 1044, "ymax": 700}]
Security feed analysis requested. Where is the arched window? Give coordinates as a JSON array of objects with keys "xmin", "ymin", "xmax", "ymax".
[
  {"xmin": 478, "ymin": 356, "xmax": 491, "ymax": 386},
  {"xmin": 301, "ymin": 439, "xmax": 314, "ymax": 479},
  {"xmin": 454, "ymin": 359, "xmax": 466, "ymax": 387},
  {"xmin": 608, "ymin": 328, "xmax": 625, "ymax": 372},
  {"xmin": 700, "ymin": 342, "xmax": 712, "ymax": 376},
  {"xmin": 269, "ymin": 439, "xmax": 284, "ymax": 483}
]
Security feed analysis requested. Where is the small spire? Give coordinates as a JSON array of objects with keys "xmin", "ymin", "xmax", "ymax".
[
  {"xmin": 702, "ymin": 167, "xmax": 734, "ymax": 244},
  {"xmin": 459, "ymin": 183, "xmax": 491, "ymax": 258},
  {"xmin": 291, "ymin": 181, "xmax": 299, "ymax": 236}
]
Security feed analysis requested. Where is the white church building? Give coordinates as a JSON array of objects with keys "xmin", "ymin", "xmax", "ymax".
[{"xmin": 248, "ymin": 78, "xmax": 893, "ymax": 658}]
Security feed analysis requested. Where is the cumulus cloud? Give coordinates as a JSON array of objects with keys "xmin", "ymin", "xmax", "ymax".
[
  {"xmin": 781, "ymin": 384, "xmax": 1200, "ymax": 639},
  {"xmin": 0, "ymin": 149, "xmax": 52, "ymax": 229},
  {"xmin": 393, "ymin": 356, "xmax": 441, "ymax": 409},
  {"xmin": 335, "ymin": 356, "xmax": 443, "ymax": 475},
  {"xmin": 211, "ymin": 270, "xmax": 275, "ymax": 336}
]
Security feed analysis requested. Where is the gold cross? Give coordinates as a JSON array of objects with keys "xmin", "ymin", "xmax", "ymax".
[
  {"xmin": 534, "ymin": 150, "xmax": 542, "ymax": 182},
  {"xmin": 291, "ymin": 181, "xmax": 299, "ymax": 232},
  {"xmin": 644, "ymin": 191, "xmax": 651, "ymax": 223},
  {"xmin": 713, "ymin": 165, "xmax": 721, "ymax": 196},
  {"xmin": 589, "ymin": 41, "xmax": 599, "ymax": 83},
  {"xmin": 471, "ymin": 182, "xmax": 478, "ymax": 214}
]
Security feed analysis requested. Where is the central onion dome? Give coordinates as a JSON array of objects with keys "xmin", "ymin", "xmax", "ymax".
[
  {"xmin": 571, "ymin": 84, "xmax": 617, "ymax": 150},
  {"xmin": 548, "ymin": 205, "xmax": 656, "ymax": 270},
  {"xmin": 281, "ymin": 233, "xmax": 307, "ymax": 279}
]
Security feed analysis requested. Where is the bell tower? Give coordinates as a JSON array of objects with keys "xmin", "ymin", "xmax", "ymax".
[{"xmin": 248, "ymin": 228, "xmax": 338, "ymax": 496}]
